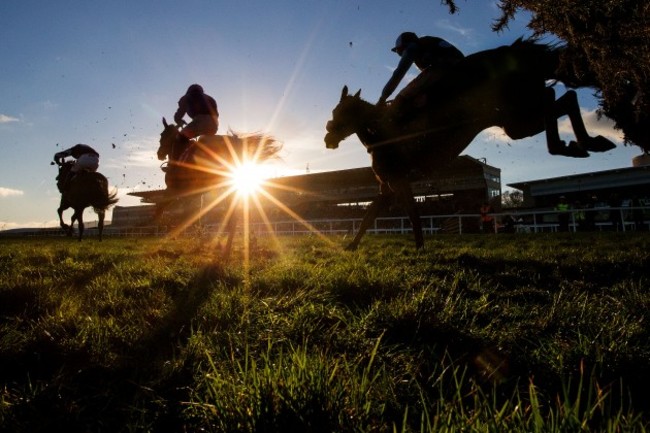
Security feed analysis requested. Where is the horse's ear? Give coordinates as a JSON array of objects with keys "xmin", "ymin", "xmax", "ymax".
[
  {"xmin": 341, "ymin": 85, "xmax": 349, "ymax": 100},
  {"xmin": 353, "ymin": 89, "xmax": 361, "ymax": 98},
  {"xmin": 162, "ymin": 117, "xmax": 168, "ymax": 128}
]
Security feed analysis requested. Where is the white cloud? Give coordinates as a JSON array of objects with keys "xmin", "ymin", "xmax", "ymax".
[
  {"xmin": 0, "ymin": 187, "xmax": 24, "ymax": 197},
  {"xmin": 0, "ymin": 219, "xmax": 61, "ymax": 231},
  {"xmin": 0, "ymin": 114, "xmax": 19, "ymax": 123},
  {"xmin": 436, "ymin": 19, "xmax": 475, "ymax": 39},
  {"xmin": 558, "ymin": 108, "xmax": 625, "ymax": 144}
]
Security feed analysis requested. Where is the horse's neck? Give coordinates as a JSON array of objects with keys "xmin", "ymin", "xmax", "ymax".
[
  {"xmin": 352, "ymin": 101, "xmax": 385, "ymax": 144},
  {"xmin": 171, "ymin": 136, "xmax": 191, "ymax": 160}
]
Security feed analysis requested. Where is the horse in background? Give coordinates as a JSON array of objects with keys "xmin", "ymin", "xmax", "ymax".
[
  {"xmin": 55, "ymin": 160, "xmax": 119, "ymax": 241},
  {"xmin": 324, "ymin": 39, "xmax": 617, "ymax": 250},
  {"xmin": 156, "ymin": 117, "xmax": 281, "ymax": 256}
]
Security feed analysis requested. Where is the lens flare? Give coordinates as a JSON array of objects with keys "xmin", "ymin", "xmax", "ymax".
[{"xmin": 229, "ymin": 161, "xmax": 266, "ymax": 197}]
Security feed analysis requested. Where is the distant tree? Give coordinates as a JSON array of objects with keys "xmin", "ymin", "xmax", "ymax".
[
  {"xmin": 501, "ymin": 189, "xmax": 524, "ymax": 208},
  {"xmin": 442, "ymin": 0, "xmax": 650, "ymax": 154}
]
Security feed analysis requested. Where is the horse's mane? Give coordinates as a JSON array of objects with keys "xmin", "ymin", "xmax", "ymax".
[{"xmin": 198, "ymin": 130, "xmax": 283, "ymax": 163}]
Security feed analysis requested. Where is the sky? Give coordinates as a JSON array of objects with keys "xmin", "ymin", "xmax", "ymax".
[{"xmin": 0, "ymin": 0, "xmax": 642, "ymax": 230}]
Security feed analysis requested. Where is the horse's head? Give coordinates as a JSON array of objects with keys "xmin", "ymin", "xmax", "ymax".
[
  {"xmin": 325, "ymin": 86, "xmax": 371, "ymax": 149},
  {"xmin": 157, "ymin": 117, "xmax": 181, "ymax": 161}
]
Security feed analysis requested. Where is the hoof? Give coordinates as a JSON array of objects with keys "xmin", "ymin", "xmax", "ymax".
[
  {"xmin": 344, "ymin": 244, "xmax": 358, "ymax": 251},
  {"xmin": 551, "ymin": 142, "xmax": 590, "ymax": 158},
  {"xmin": 567, "ymin": 142, "xmax": 591, "ymax": 158},
  {"xmin": 584, "ymin": 135, "xmax": 617, "ymax": 153}
]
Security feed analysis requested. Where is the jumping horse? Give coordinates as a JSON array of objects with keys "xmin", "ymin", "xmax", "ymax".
[
  {"xmin": 324, "ymin": 39, "xmax": 617, "ymax": 250},
  {"xmin": 156, "ymin": 118, "xmax": 281, "ymax": 256},
  {"xmin": 55, "ymin": 160, "xmax": 119, "ymax": 241}
]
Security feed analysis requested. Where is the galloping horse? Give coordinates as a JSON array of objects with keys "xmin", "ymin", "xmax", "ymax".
[
  {"xmin": 324, "ymin": 39, "xmax": 617, "ymax": 250},
  {"xmin": 156, "ymin": 118, "xmax": 281, "ymax": 255},
  {"xmin": 55, "ymin": 160, "xmax": 119, "ymax": 241}
]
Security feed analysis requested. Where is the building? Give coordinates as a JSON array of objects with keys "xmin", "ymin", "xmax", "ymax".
[
  {"xmin": 508, "ymin": 164, "xmax": 650, "ymax": 208},
  {"xmin": 113, "ymin": 155, "xmax": 502, "ymax": 226}
]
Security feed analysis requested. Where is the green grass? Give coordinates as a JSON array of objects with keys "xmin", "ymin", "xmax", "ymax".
[{"xmin": 0, "ymin": 233, "xmax": 649, "ymax": 432}]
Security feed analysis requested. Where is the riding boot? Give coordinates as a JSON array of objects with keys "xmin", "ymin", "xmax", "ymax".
[{"xmin": 61, "ymin": 172, "xmax": 72, "ymax": 191}]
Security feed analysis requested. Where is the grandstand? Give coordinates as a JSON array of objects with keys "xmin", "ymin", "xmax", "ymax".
[{"xmin": 115, "ymin": 155, "xmax": 502, "ymax": 228}]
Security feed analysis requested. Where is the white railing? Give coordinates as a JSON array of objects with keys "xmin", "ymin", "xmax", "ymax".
[{"xmin": 2, "ymin": 206, "xmax": 647, "ymax": 238}]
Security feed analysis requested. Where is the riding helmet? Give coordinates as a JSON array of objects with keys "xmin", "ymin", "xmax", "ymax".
[
  {"xmin": 392, "ymin": 32, "xmax": 418, "ymax": 53},
  {"xmin": 186, "ymin": 84, "xmax": 204, "ymax": 95}
]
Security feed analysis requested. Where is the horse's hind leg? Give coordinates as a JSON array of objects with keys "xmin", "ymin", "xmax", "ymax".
[
  {"xmin": 556, "ymin": 90, "xmax": 617, "ymax": 153},
  {"xmin": 546, "ymin": 89, "xmax": 616, "ymax": 157},
  {"xmin": 97, "ymin": 209, "xmax": 105, "ymax": 241},
  {"xmin": 544, "ymin": 88, "xmax": 588, "ymax": 157},
  {"xmin": 394, "ymin": 179, "xmax": 424, "ymax": 249}
]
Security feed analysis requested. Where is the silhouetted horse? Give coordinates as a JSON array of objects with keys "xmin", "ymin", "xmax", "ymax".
[
  {"xmin": 55, "ymin": 160, "xmax": 119, "ymax": 241},
  {"xmin": 324, "ymin": 39, "xmax": 617, "ymax": 250},
  {"xmin": 156, "ymin": 117, "xmax": 281, "ymax": 255}
]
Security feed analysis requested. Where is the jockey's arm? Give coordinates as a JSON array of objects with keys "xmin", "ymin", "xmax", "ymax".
[
  {"xmin": 54, "ymin": 149, "xmax": 71, "ymax": 165},
  {"xmin": 379, "ymin": 49, "xmax": 416, "ymax": 104},
  {"xmin": 174, "ymin": 96, "xmax": 188, "ymax": 126}
]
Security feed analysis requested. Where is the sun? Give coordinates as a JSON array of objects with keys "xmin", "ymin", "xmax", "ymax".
[{"xmin": 229, "ymin": 161, "xmax": 267, "ymax": 197}]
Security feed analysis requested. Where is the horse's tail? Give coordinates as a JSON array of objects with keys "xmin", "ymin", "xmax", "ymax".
[
  {"xmin": 90, "ymin": 172, "xmax": 119, "ymax": 212},
  {"xmin": 93, "ymin": 188, "xmax": 119, "ymax": 213}
]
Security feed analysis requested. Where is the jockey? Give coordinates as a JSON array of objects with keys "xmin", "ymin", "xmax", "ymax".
[
  {"xmin": 54, "ymin": 143, "xmax": 100, "ymax": 191},
  {"xmin": 54, "ymin": 143, "xmax": 100, "ymax": 172},
  {"xmin": 378, "ymin": 32, "xmax": 464, "ymax": 118},
  {"xmin": 174, "ymin": 84, "xmax": 219, "ymax": 140}
]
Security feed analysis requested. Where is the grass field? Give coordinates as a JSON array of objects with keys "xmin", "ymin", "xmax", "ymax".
[{"xmin": 1, "ymin": 233, "xmax": 649, "ymax": 432}]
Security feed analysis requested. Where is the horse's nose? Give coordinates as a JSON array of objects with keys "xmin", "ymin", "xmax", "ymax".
[{"xmin": 324, "ymin": 133, "xmax": 339, "ymax": 149}]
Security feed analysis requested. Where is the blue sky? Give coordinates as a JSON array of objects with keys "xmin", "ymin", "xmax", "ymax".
[{"xmin": 0, "ymin": 0, "xmax": 641, "ymax": 229}]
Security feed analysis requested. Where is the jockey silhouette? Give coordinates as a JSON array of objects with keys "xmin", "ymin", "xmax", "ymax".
[
  {"xmin": 54, "ymin": 143, "xmax": 100, "ymax": 191},
  {"xmin": 174, "ymin": 84, "xmax": 219, "ymax": 140},
  {"xmin": 378, "ymin": 32, "xmax": 464, "ymax": 119}
]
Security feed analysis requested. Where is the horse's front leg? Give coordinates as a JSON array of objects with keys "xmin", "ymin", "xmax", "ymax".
[
  {"xmin": 222, "ymin": 213, "xmax": 237, "ymax": 259},
  {"xmin": 346, "ymin": 185, "xmax": 392, "ymax": 251},
  {"xmin": 58, "ymin": 203, "xmax": 74, "ymax": 237},
  {"xmin": 393, "ymin": 179, "xmax": 424, "ymax": 249},
  {"xmin": 72, "ymin": 209, "xmax": 84, "ymax": 241},
  {"xmin": 58, "ymin": 205, "xmax": 69, "ymax": 232}
]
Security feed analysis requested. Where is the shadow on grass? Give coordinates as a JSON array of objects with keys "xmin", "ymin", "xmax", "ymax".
[{"xmin": 0, "ymin": 258, "xmax": 238, "ymax": 432}]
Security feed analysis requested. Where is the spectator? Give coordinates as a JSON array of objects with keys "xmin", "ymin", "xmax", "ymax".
[
  {"xmin": 608, "ymin": 193, "xmax": 623, "ymax": 231},
  {"xmin": 631, "ymin": 196, "xmax": 646, "ymax": 231},
  {"xmin": 584, "ymin": 195, "xmax": 599, "ymax": 231},
  {"xmin": 555, "ymin": 196, "xmax": 570, "ymax": 232},
  {"xmin": 573, "ymin": 200, "xmax": 587, "ymax": 231},
  {"xmin": 479, "ymin": 202, "xmax": 494, "ymax": 233}
]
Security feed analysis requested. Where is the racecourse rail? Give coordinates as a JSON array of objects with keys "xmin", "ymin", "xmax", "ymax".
[{"xmin": 3, "ymin": 206, "xmax": 648, "ymax": 238}]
